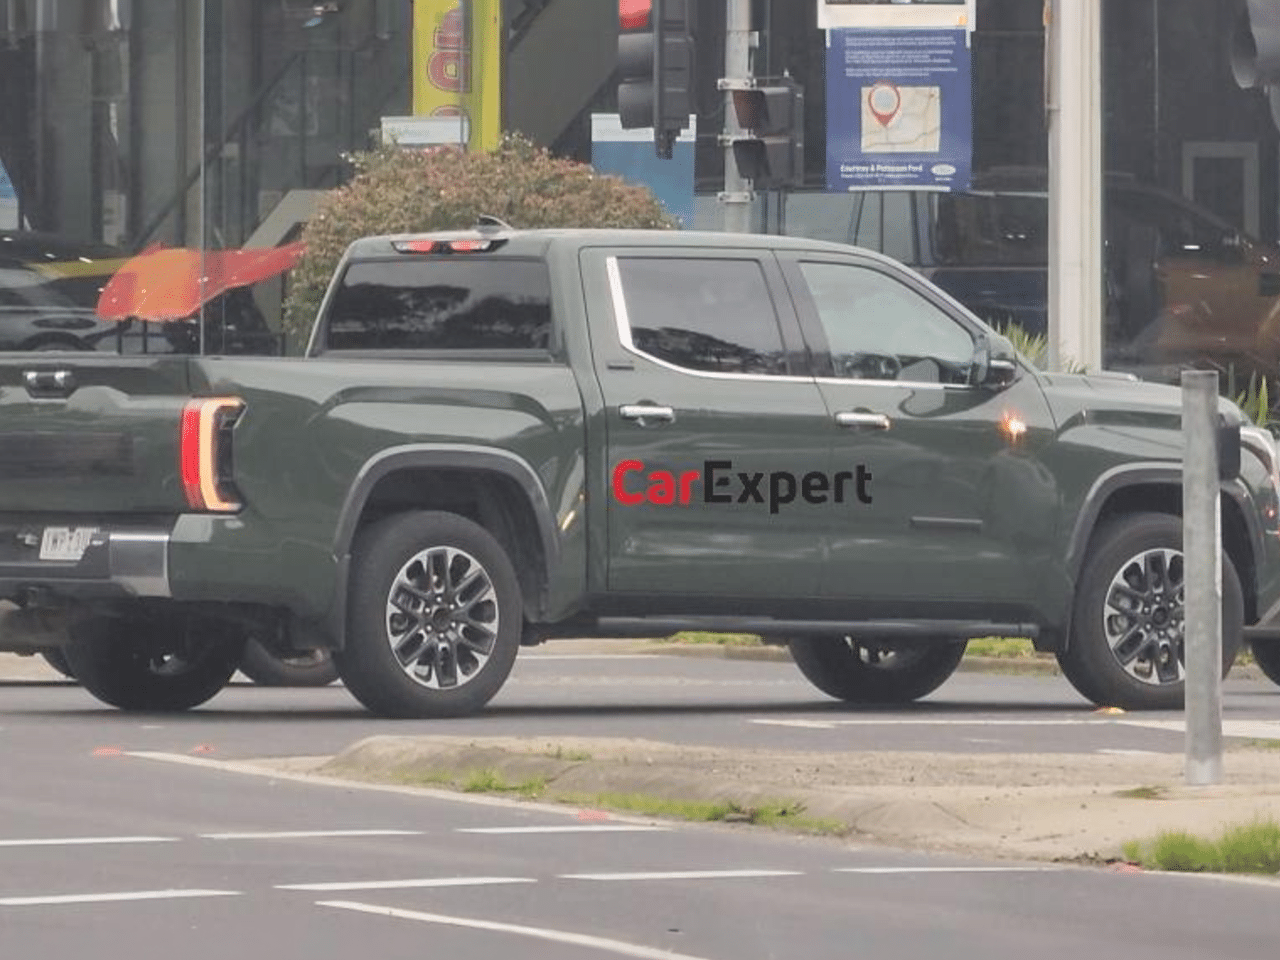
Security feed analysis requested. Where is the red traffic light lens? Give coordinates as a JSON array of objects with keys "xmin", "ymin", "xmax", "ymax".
[{"xmin": 619, "ymin": 0, "xmax": 652, "ymax": 31}]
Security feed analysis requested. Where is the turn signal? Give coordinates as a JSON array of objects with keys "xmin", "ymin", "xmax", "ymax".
[{"xmin": 181, "ymin": 397, "xmax": 245, "ymax": 512}]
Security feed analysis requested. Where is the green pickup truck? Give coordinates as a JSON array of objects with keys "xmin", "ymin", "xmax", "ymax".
[{"xmin": 1, "ymin": 225, "xmax": 1279, "ymax": 717}]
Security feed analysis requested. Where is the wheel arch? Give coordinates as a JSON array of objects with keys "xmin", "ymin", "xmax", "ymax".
[
  {"xmin": 1060, "ymin": 464, "xmax": 1263, "ymax": 650},
  {"xmin": 330, "ymin": 446, "xmax": 561, "ymax": 644}
]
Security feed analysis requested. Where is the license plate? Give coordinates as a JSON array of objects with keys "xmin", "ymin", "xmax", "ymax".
[{"xmin": 38, "ymin": 527, "xmax": 99, "ymax": 562}]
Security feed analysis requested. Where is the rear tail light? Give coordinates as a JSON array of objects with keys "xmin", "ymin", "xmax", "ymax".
[{"xmin": 181, "ymin": 397, "xmax": 244, "ymax": 513}]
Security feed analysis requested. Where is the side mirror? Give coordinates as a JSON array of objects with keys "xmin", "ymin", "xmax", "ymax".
[{"xmin": 971, "ymin": 332, "xmax": 1021, "ymax": 389}]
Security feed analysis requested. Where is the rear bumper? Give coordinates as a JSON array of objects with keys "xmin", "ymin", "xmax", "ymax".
[{"xmin": 0, "ymin": 526, "xmax": 170, "ymax": 601}]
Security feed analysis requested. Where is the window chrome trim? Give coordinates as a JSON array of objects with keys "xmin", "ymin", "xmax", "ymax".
[
  {"xmin": 604, "ymin": 254, "xmax": 814, "ymax": 384},
  {"xmin": 604, "ymin": 255, "xmax": 975, "ymax": 392}
]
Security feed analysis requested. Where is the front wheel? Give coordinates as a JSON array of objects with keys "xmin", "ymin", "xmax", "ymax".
[
  {"xmin": 333, "ymin": 511, "xmax": 523, "ymax": 719},
  {"xmin": 63, "ymin": 611, "xmax": 245, "ymax": 712},
  {"xmin": 788, "ymin": 637, "xmax": 968, "ymax": 704},
  {"xmin": 1058, "ymin": 512, "xmax": 1242, "ymax": 711},
  {"xmin": 1250, "ymin": 638, "xmax": 1280, "ymax": 687}
]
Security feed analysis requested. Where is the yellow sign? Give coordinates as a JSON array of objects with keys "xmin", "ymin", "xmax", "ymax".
[{"xmin": 412, "ymin": 0, "xmax": 502, "ymax": 153}]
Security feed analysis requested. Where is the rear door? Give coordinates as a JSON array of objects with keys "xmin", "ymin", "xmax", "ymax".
[
  {"xmin": 0, "ymin": 356, "xmax": 194, "ymax": 516},
  {"xmin": 580, "ymin": 246, "xmax": 833, "ymax": 599}
]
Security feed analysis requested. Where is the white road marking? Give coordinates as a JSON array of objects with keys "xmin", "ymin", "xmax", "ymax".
[
  {"xmin": 0, "ymin": 836, "xmax": 178, "ymax": 848},
  {"xmin": 281, "ymin": 877, "xmax": 536, "ymax": 891},
  {"xmin": 751, "ymin": 718, "xmax": 1126, "ymax": 730},
  {"xmin": 834, "ymin": 867, "xmax": 1064, "ymax": 875},
  {"xmin": 1095, "ymin": 748, "xmax": 1164, "ymax": 756},
  {"xmin": 0, "ymin": 889, "xmax": 240, "ymax": 907},
  {"xmin": 318, "ymin": 900, "xmax": 719, "ymax": 960},
  {"xmin": 560, "ymin": 869, "xmax": 802, "ymax": 881},
  {"xmin": 201, "ymin": 829, "xmax": 422, "ymax": 840},
  {"xmin": 456, "ymin": 826, "xmax": 670, "ymax": 835},
  {"xmin": 1117, "ymin": 719, "xmax": 1280, "ymax": 740}
]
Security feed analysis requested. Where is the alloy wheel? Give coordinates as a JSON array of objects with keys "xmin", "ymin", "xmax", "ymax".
[{"xmin": 384, "ymin": 546, "xmax": 499, "ymax": 689}]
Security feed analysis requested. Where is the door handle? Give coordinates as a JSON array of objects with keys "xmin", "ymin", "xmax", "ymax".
[
  {"xmin": 620, "ymin": 403, "xmax": 676, "ymax": 425},
  {"xmin": 835, "ymin": 411, "xmax": 891, "ymax": 431},
  {"xmin": 23, "ymin": 369, "xmax": 76, "ymax": 398}
]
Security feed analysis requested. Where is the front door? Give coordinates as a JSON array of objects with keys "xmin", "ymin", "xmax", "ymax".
[
  {"xmin": 776, "ymin": 251, "xmax": 1060, "ymax": 610},
  {"xmin": 580, "ymin": 248, "xmax": 832, "ymax": 600}
]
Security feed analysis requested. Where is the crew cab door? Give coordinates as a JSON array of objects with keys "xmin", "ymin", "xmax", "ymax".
[
  {"xmin": 776, "ymin": 250, "xmax": 1059, "ymax": 608},
  {"xmin": 580, "ymin": 247, "xmax": 831, "ymax": 598}
]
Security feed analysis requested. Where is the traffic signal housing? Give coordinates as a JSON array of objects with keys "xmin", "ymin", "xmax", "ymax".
[
  {"xmin": 616, "ymin": 0, "xmax": 696, "ymax": 158},
  {"xmin": 731, "ymin": 78, "xmax": 805, "ymax": 188}
]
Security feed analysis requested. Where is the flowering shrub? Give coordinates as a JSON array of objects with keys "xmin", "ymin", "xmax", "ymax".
[{"xmin": 282, "ymin": 134, "xmax": 678, "ymax": 346}]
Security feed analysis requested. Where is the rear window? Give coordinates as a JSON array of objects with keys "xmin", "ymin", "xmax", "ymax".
[
  {"xmin": 932, "ymin": 193, "xmax": 1048, "ymax": 266},
  {"xmin": 321, "ymin": 258, "xmax": 552, "ymax": 351}
]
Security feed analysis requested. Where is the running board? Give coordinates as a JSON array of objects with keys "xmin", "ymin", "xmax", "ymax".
[{"xmin": 592, "ymin": 618, "xmax": 1039, "ymax": 642}]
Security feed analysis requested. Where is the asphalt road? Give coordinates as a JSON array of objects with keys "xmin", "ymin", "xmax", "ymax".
[
  {"xmin": 2, "ymin": 650, "xmax": 1279, "ymax": 958},
  {"xmin": 2, "ymin": 647, "xmax": 1279, "ymax": 760},
  {"xmin": 0, "ymin": 735, "xmax": 1277, "ymax": 960}
]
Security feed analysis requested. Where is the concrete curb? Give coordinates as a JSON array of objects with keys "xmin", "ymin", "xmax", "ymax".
[{"xmin": 301, "ymin": 734, "xmax": 1280, "ymax": 866}]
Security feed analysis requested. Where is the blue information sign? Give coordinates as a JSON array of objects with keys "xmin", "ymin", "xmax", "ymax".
[
  {"xmin": 591, "ymin": 114, "xmax": 697, "ymax": 229},
  {"xmin": 825, "ymin": 28, "xmax": 973, "ymax": 192}
]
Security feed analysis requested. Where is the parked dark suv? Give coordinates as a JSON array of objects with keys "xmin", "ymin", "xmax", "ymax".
[{"xmin": 781, "ymin": 168, "xmax": 1280, "ymax": 383}]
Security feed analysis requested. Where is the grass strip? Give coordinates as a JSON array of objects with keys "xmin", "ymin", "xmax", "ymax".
[{"xmin": 1123, "ymin": 819, "xmax": 1280, "ymax": 874}]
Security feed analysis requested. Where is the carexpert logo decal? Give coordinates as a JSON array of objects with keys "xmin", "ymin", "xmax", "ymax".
[{"xmin": 612, "ymin": 459, "xmax": 873, "ymax": 515}]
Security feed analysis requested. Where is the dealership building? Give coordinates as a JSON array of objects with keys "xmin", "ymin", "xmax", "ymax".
[{"xmin": 1, "ymin": 0, "xmax": 1277, "ymax": 364}]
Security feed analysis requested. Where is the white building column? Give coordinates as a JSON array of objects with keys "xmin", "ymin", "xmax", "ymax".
[{"xmin": 1046, "ymin": 0, "xmax": 1104, "ymax": 373}]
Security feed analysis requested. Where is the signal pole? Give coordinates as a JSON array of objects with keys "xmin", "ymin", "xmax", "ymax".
[{"xmin": 719, "ymin": 0, "xmax": 755, "ymax": 233}]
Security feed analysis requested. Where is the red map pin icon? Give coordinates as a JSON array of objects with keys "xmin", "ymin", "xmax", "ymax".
[{"xmin": 868, "ymin": 82, "xmax": 902, "ymax": 128}]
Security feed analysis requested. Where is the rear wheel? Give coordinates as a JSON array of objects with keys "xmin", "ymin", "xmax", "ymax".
[
  {"xmin": 333, "ymin": 511, "xmax": 523, "ymax": 719},
  {"xmin": 1057, "ymin": 512, "xmax": 1242, "ymax": 710},
  {"xmin": 64, "ymin": 610, "xmax": 245, "ymax": 712},
  {"xmin": 788, "ymin": 637, "xmax": 968, "ymax": 704},
  {"xmin": 238, "ymin": 638, "xmax": 339, "ymax": 687}
]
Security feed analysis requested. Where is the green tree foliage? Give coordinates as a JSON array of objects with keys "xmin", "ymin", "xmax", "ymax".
[{"xmin": 283, "ymin": 134, "xmax": 678, "ymax": 346}]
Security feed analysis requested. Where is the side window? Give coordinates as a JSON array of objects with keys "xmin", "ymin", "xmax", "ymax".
[
  {"xmin": 323, "ymin": 258, "xmax": 552, "ymax": 351},
  {"xmin": 615, "ymin": 257, "xmax": 789, "ymax": 376},
  {"xmin": 797, "ymin": 261, "xmax": 976, "ymax": 385},
  {"xmin": 881, "ymin": 191, "xmax": 916, "ymax": 264}
]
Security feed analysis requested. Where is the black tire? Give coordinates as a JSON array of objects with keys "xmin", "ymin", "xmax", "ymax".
[
  {"xmin": 333, "ymin": 510, "xmax": 523, "ymax": 719},
  {"xmin": 63, "ymin": 611, "xmax": 246, "ymax": 712},
  {"xmin": 40, "ymin": 648, "xmax": 76, "ymax": 680},
  {"xmin": 238, "ymin": 638, "xmax": 339, "ymax": 687},
  {"xmin": 788, "ymin": 637, "xmax": 968, "ymax": 704},
  {"xmin": 1250, "ymin": 638, "xmax": 1280, "ymax": 687},
  {"xmin": 1057, "ymin": 512, "xmax": 1242, "ymax": 711}
]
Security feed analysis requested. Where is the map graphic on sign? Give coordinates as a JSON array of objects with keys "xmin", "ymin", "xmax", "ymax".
[{"xmin": 860, "ymin": 83, "xmax": 941, "ymax": 153}]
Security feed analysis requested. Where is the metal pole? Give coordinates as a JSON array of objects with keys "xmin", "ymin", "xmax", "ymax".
[
  {"xmin": 720, "ymin": 0, "xmax": 753, "ymax": 233},
  {"xmin": 1182, "ymin": 369, "xmax": 1224, "ymax": 786},
  {"xmin": 1046, "ymin": 0, "xmax": 1104, "ymax": 372}
]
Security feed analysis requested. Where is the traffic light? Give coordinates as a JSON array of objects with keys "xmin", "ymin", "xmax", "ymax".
[
  {"xmin": 1233, "ymin": 0, "xmax": 1280, "ymax": 129},
  {"xmin": 730, "ymin": 78, "xmax": 805, "ymax": 188},
  {"xmin": 616, "ymin": 0, "xmax": 696, "ymax": 159}
]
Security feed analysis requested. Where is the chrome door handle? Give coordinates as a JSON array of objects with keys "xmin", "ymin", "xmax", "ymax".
[
  {"xmin": 620, "ymin": 403, "xmax": 676, "ymax": 425},
  {"xmin": 835, "ymin": 412, "xmax": 891, "ymax": 431}
]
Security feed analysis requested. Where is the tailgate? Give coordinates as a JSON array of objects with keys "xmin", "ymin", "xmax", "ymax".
[{"xmin": 0, "ymin": 356, "xmax": 196, "ymax": 514}]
